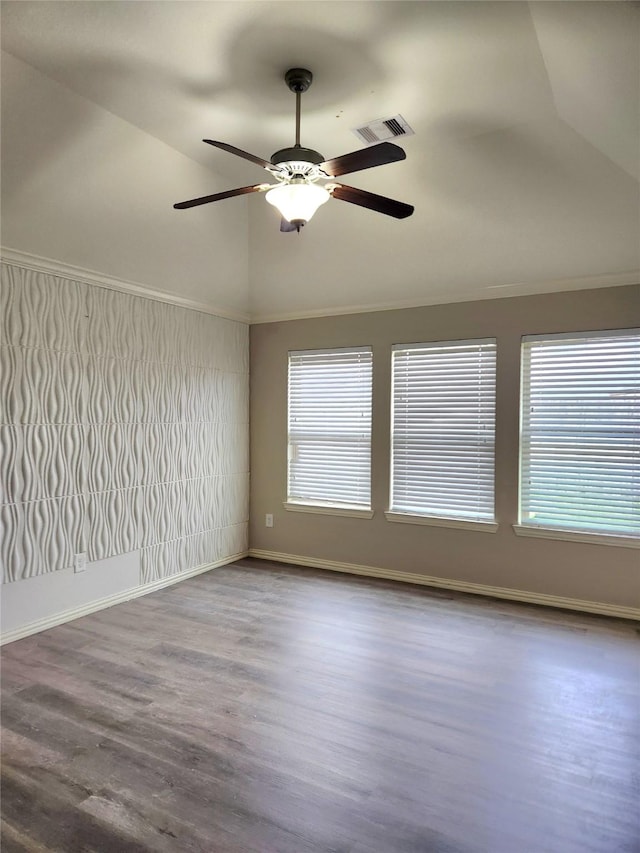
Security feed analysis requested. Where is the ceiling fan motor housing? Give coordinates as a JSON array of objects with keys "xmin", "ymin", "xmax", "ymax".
[{"xmin": 270, "ymin": 146, "xmax": 325, "ymax": 168}]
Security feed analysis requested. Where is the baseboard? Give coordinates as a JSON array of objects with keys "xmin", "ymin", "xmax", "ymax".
[
  {"xmin": 248, "ymin": 549, "xmax": 640, "ymax": 621},
  {"xmin": 0, "ymin": 551, "xmax": 249, "ymax": 645}
]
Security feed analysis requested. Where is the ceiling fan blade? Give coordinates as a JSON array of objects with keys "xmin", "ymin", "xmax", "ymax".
[
  {"xmin": 174, "ymin": 184, "xmax": 269, "ymax": 209},
  {"xmin": 319, "ymin": 142, "xmax": 406, "ymax": 178},
  {"xmin": 280, "ymin": 218, "xmax": 299, "ymax": 232},
  {"xmin": 329, "ymin": 183, "xmax": 414, "ymax": 219},
  {"xmin": 203, "ymin": 140, "xmax": 280, "ymax": 172}
]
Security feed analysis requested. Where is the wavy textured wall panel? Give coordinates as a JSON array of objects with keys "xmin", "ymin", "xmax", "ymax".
[
  {"xmin": 0, "ymin": 502, "xmax": 25, "ymax": 582},
  {"xmin": 219, "ymin": 523, "xmax": 248, "ymax": 561},
  {"xmin": 86, "ymin": 288, "xmax": 139, "ymax": 361},
  {"xmin": 183, "ymin": 423, "xmax": 213, "ymax": 480},
  {"xmin": 183, "ymin": 477, "xmax": 208, "ymax": 536},
  {"xmin": 138, "ymin": 423, "xmax": 183, "ymax": 485},
  {"xmin": 135, "ymin": 361, "xmax": 186, "ymax": 424},
  {"xmin": 87, "ymin": 423, "xmax": 140, "ymax": 492},
  {"xmin": 19, "ymin": 269, "xmax": 84, "ymax": 353},
  {"xmin": 0, "ymin": 424, "xmax": 22, "ymax": 504},
  {"xmin": 21, "ymin": 424, "xmax": 85, "ymax": 501},
  {"xmin": 86, "ymin": 357, "xmax": 139, "ymax": 424},
  {"xmin": 87, "ymin": 488, "xmax": 139, "ymax": 562},
  {"xmin": 22, "ymin": 495, "xmax": 86, "ymax": 578},
  {"xmin": 139, "ymin": 481, "xmax": 185, "ymax": 548},
  {"xmin": 1, "ymin": 346, "xmax": 22, "ymax": 425},
  {"xmin": 20, "ymin": 348, "xmax": 84, "ymax": 425},
  {"xmin": 1, "ymin": 265, "xmax": 22, "ymax": 347},
  {"xmin": 0, "ymin": 262, "xmax": 249, "ymax": 586},
  {"xmin": 219, "ymin": 424, "xmax": 250, "ymax": 476}
]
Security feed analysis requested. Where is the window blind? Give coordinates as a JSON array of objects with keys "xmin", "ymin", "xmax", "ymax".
[
  {"xmin": 520, "ymin": 330, "xmax": 640, "ymax": 537},
  {"xmin": 391, "ymin": 339, "xmax": 497, "ymax": 522},
  {"xmin": 288, "ymin": 347, "xmax": 372, "ymax": 508}
]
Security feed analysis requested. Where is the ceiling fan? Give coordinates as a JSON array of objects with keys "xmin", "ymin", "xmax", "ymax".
[{"xmin": 174, "ymin": 68, "xmax": 414, "ymax": 232}]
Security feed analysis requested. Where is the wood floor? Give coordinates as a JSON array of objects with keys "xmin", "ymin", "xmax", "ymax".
[{"xmin": 1, "ymin": 559, "xmax": 639, "ymax": 853}]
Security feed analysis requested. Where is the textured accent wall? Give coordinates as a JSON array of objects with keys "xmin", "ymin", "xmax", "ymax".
[{"xmin": 0, "ymin": 262, "xmax": 249, "ymax": 586}]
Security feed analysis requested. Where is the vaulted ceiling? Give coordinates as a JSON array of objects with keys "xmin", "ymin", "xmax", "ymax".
[{"xmin": 2, "ymin": 1, "xmax": 638, "ymax": 322}]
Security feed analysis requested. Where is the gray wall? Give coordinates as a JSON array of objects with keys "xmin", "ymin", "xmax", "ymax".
[{"xmin": 250, "ymin": 284, "xmax": 640, "ymax": 610}]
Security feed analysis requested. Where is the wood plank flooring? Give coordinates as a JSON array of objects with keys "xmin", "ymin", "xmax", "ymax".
[{"xmin": 1, "ymin": 558, "xmax": 639, "ymax": 853}]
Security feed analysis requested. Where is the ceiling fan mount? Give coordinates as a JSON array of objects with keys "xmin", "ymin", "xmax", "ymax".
[
  {"xmin": 174, "ymin": 66, "xmax": 414, "ymax": 232},
  {"xmin": 284, "ymin": 67, "xmax": 313, "ymax": 94}
]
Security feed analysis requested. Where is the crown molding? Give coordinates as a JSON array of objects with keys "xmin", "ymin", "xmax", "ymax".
[
  {"xmin": 4, "ymin": 248, "xmax": 636, "ymax": 327},
  {"xmin": 249, "ymin": 270, "xmax": 640, "ymax": 324},
  {"xmin": 1, "ymin": 247, "xmax": 250, "ymax": 324},
  {"xmin": 249, "ymin": 549, "xmax": 640, "ymax": 621}
]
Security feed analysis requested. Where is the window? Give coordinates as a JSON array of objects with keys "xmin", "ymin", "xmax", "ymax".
[
  {"xmin": 389, "ymin": 339, "xmax": 497, "ymax": 528},
  {"xmin": 519, "ymin": 330, "xmax": 640, "ymax": 541},
  {"xmin": 287, "ymin": 347, "xmax": 373, "ymax": 513}
]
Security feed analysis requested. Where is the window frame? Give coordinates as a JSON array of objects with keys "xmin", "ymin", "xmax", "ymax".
[
  {"xmin": 285, "ymin": 345, "xmax": 374, "ymax": 517},
  {"xmin": 515, "ymin": 328, "xmax": 640, "ymax": 549},
  {"xmin": 387, "ymin": 337, "xmax": 498, "ymax": 532}
]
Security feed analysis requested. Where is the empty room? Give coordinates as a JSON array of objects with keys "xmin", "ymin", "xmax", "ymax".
[{"xmin": 1, "ymin": 2, "xmax": 639, "ymax": 851}]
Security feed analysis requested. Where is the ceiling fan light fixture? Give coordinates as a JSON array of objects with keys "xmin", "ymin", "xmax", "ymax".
[
  {"xmin": 265, "ymin": 181, "xmax": 330, "ymax": 226},
  {"xmin": 175, "ymin": 67, "xmax": 413, "ymax": 226}
]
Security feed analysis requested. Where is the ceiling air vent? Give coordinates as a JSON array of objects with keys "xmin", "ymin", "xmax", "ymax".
[{"xmin": 352, "ymin": 114, "xmax": 414, "ymax": 146}]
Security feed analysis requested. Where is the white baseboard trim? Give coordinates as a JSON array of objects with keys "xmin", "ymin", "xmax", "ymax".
[
  {"xmin": 248, "ymin": 549, "xmax": 640, "ymax": 621},
  {"xmin": 0, "ymin": 551, "xmax": 249, "ymax": 645}
]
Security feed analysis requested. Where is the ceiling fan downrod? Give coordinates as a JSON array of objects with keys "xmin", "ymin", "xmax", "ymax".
[
  {"xmin": 270, "ymin": 68, "xmax": 325, "ymax": 168},
  {"xmin": 284, "ymin": 68, "xmax": 313, "ymax": 147}
]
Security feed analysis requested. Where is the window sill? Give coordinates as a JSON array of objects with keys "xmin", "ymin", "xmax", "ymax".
[
  {"xmin": 512, "ymin": 524, "xmax": 640, "ymax": 549},
  {"xmin": 385, "ymin": 511, "xmax": 498, "ymax": 533},
  {"xmin": 283, "ymin": 501, "xmax": 374, "ymax": 519}
]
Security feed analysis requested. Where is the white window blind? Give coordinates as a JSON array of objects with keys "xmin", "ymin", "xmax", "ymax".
[
  {"xmin": 391, "ymin": 339, "xmax": 497, "ymax": 522},
  {"xmin": 520, "ymin": 330, "xmax": 640, "ymax": 537},
  {"xmin": 288, "ymin": 347, "xmax": 372, "ymax": 509}
]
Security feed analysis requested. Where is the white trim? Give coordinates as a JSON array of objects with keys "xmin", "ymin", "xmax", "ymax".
[
  {"xmin": 385, "ymin": 511, "xmax": 498, "ymax": 532},
  {"xmin": 0, "ymin": 247, "xmax": 250, "ymax": 324},
  {"xmin": 5, "ymin": 249, "xmax": 634, "ymax": 327},
  {"xmin": 250, "ymin": 271, "xmax": 640, "ymax": 324},
  {"xmin": 513, "ymin": 524, "xmax": 640, "ymax": 549},
  {"xmin": 0, "ymin": 551, "xmax": 248, "ymax": 645},
  {"xmin": 248, "ymin": 548, "xmax": 640, "ymax": 621},
  {"xmin": 6, "ymin": 249, "xmax": 633, "ymax": 327},
  {"xmin": 522, "ymin": 328, "xmax": 639, "ymax": 344},
  {"xmin": 284, "ymin": 501, "xmax": 374, "ymax": 519},
  {"xmin": 392, "ymin": 337, "xmax": 497, "ymax": 352},
  {"xmin": 289, "ymin": 346, "xmax": 372, "ymax": 357}
]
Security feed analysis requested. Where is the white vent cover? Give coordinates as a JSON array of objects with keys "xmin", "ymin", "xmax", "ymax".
[{"xmin": 352, "ymin": 114, "xmax": 414, "ymax": 146}]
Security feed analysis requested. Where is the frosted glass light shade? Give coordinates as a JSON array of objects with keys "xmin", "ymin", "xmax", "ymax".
[{"xmin": 265, "ymin": 183, "xmax": 330, "ymax": 223}]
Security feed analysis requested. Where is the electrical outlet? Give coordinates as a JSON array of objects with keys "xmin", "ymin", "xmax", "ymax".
[
  {"xmin": 74, "ymin": 552, "xmax": 87, "ymax": 573},
  {"xmin": 265, "ymin": 514, "xmax": 274, "ymax": 528}
]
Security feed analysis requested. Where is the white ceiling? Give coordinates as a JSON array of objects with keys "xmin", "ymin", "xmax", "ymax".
[{"xmin": 2, "ymin": 1, "xmax": 639, "ymax": 321}]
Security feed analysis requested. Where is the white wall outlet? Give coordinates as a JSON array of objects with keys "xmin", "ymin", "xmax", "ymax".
[
  {"xmin": 265, "ymin": 513, "xmax": 274, "ymax": 528},
  {"xmin": 74, "ymin": 552, "xmax": 87, "ymax": 573}
]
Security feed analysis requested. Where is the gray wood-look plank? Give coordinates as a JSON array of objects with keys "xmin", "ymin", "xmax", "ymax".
[{"xmin": 2, "ymin": 558, "xmax": 639, "ymax": 853}]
